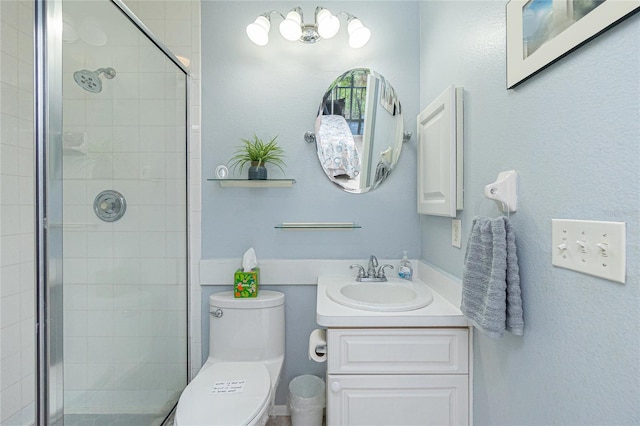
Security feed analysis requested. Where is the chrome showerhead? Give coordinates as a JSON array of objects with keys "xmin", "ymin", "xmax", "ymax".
[{"xmin": 73, "ymin": 67, "xmax": 116, "ymax": 93}]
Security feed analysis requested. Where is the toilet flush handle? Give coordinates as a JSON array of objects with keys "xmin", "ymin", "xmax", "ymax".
[{"xmin": 212, "ymin": 309, "xmax": 223, "ymax": 318}]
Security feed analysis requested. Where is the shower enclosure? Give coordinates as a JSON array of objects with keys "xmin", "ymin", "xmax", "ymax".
[{"xmin": 36, "ymin": 0, "xmax": 189, "ymax": 424}]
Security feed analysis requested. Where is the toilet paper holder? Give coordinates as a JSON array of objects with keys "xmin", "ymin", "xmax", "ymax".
[{"xmin": 309, "ymin": 329, "xmax": 327, "ymax": 362}]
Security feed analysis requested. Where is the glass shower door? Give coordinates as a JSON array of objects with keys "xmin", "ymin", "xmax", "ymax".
[{"xmin": 59, "ymin": 0, "xmax": 188, "ymax": 423}]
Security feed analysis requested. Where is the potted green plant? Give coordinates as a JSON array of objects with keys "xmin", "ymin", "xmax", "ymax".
[{"xmin": 229, "ymin": 134, "xmax": 286, "ymax": 180}]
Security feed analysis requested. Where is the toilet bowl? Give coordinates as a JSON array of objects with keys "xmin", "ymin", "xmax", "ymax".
[{"xmin": 174, "ymin": 290, "xmax": 285, "ymax": 426}]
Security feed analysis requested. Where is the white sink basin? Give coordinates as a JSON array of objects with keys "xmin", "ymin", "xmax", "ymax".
[{"xmin": 326, "ymin": 278, "xmax": 433, "ymax": 312}]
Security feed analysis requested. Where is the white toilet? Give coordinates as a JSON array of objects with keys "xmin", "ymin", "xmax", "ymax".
[{"xmin": 174, "ymin": 290, "xmax": 285, "ymax": 426}]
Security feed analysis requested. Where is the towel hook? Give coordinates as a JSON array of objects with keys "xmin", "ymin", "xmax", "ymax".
[{"xmin": 484, "ymin": 170, "xmax": 518, "ymax": 213}]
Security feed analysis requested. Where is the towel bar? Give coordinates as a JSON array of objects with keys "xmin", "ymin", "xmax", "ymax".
[{"xmin": 304, "ymin": 131, "xmax": 412, "ymax": 144}]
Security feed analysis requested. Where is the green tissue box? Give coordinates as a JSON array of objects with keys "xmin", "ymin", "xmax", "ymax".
[{"xmin": 234, "ymin": 268, "xmax": 259, "ymax": 298}]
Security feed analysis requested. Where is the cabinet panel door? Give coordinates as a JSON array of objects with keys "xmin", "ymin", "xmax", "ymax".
[
  {"xmin": 417, "ymin": 86, "xmax": 463, "ymax": 217},
  {"xmin": 327, "ymin": 328, "xmax": 469, "ymax": 374},
  {"xmin": 327, "ymin": 374, "xmax": 469, "ymax": 426}
]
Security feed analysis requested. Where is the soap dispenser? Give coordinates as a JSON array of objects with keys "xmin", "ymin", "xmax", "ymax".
[{"xmin": 398, "ymin": 250, "xmax": 413, "ymax": 280}]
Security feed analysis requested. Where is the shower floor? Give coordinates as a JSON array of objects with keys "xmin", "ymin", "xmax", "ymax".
[
  {"xmin": 64, "ymin": 413, "xmax": 166, "ymax": 426},
  {"xmin": 64, "ymin": 412, "xmax": 293, "ymax": 425}
]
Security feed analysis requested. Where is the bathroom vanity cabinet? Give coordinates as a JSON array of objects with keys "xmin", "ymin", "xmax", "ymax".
[
  {"xmin": 325, "ymin": 328, "xmax": 470, "ymax": 426},
  {"xmin": 316, "ymin": 273, "xmax": 471, "ymax": 425}
]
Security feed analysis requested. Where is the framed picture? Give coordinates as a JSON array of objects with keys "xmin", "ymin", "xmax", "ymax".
[
  {"xmin": 379, "ymin": 79, "xmax": 394, "ymax": 115},
  {"xmin": 506, "ymin": 0, "xmax": 640, "ymax": 88}
]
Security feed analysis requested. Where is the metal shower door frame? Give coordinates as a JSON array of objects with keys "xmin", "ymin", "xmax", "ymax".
[{"xmin": 35, "ymin": 0, "xmax": 64, "ymax": 423}]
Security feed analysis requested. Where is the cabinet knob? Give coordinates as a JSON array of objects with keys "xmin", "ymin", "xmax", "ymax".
[{"xmin": 331, "ymin": 381, "xmax": 341, "ymax": 393}]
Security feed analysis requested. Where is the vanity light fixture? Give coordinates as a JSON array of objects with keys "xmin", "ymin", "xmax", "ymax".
[{"xmin": 246, "ymin": 6, "xmax": 371, "ymax": 48}]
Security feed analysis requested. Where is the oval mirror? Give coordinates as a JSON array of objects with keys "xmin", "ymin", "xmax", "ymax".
[{"xmin": 314, "ymin": 68, "xmax": 404, "ymax": 193}]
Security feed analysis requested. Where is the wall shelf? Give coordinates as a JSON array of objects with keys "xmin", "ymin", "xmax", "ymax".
[
  {"xmin": 208, "ymin": 178, "xmax": 296, "ymax": 188},
  {"xmin": 275, "ymin": 222, "xmax": 361, "ymax": 230}
]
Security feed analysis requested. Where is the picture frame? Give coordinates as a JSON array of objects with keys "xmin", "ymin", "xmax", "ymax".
[
  {"xmin": 506, "ymin": 0, "xmax": 640, "ymax": 89},
  {"xmin": 379, "ymin": 79, "xmax": 396, "ymax": 115}
]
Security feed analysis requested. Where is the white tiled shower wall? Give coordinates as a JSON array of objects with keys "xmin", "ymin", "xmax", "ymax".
[
  {"xmin": 124, "ymin": 0, "xmax": 203, "ymax": 383},
  {"xmin": 0, "ymin": 0, "xmax": 36, "ymax": 424},
  {"xmin": 0, "ymin": 0, "xmax": 201, "ymax": 423},
  {"xmin": 62, "ymin": 57, "xmax": 188, "ymax": 415},
  {"xmin": 61, "ymin": 0, "xmax": 201, "ymax": 415}
]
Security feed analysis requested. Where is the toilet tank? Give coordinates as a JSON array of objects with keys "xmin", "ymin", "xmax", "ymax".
[{"xmin": 208, "ymin": 290, "xmax": 285, "ymax": 362}]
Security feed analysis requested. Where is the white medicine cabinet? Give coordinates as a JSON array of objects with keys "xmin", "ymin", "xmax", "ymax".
[{"xmin": 417, "ymin": 85, "xmax": 464, "ymax": 217}]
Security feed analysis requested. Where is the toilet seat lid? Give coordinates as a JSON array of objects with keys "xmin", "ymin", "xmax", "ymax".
[{"xmin": 175, "ymin": 362, "xmax": 271, "ymax": 426}]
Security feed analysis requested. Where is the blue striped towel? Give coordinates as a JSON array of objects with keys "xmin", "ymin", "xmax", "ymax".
[{"xmin": 461, "ymin": 216, "xmax": 524, "ymax": 338}]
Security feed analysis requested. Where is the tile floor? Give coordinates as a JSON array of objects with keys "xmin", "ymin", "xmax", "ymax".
[{"xmin": 266, "ymin": 416, "xmax": 293, "ymax": 426}]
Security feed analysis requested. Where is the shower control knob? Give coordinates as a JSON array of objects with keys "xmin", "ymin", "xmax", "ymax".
[
  {"xmin": 331, "ymin": 381, "xmax": 341, "ymax": 393},
  {"xmin": 94, "ymin": 190, "xmax": 126, "ymax": 222}
]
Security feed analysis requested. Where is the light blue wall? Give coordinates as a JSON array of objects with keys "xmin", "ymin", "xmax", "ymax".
[
  {"xmin": 200, "ymin": 1, "xmax": 421, "ymax": 404},
  {"xmin": 201, "ymin": 1, "xmax": 420, "ymax": 260},
  {"xmin": 419, "ymin": 1, "xmax": 639, "ymax": 425}
]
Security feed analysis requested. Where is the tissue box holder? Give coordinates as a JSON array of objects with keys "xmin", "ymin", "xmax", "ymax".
[{"xmin": 234, "ymin": 268, "xmax": 259, "ymax": 298}]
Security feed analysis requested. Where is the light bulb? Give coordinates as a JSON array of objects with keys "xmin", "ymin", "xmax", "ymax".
[
  {"xmin": 316, "ymin": 8, "xmax": 340, "ymax": 39},
  {"xmin": 347, "ymin": 18, "xmax": 371, "ymax": 48},
  {"xmin": 279, "ymin": 10, "xmax": 302, "ymax": 41},
  {"xmin": 246, "ymin": 16, "xmax": 270, "ymax": 46}
]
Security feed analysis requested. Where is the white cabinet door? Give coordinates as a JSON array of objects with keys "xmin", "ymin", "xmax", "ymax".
[
  {"xmin": 417, "ymin": 86, "xmax": 463, "ymax": 217},
  {"xmin": 327, "ymin": 374, "xmax": 469, "ymax": 426}
]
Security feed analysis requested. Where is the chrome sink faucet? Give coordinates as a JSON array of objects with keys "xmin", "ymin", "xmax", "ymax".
[
  {"xmin": 367, "ymin": 255, "xmax": 378, "ymax": 278},
  {"xmin": 350, "ymin": 255, "xmax": 394, "ymax": 282}
]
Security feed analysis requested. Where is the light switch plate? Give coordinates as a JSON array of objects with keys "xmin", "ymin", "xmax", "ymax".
[
  {"xmin": 452, "ymin": 219, "xmax": 462, "ymax": 248},
  {"xmin": 551, "ymin": 219, "xmax": 626, "ymax": 283}
]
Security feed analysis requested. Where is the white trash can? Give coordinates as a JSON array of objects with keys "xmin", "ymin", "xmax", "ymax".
[{"xmin": 288, "ymin": 375, "xmax": 325, "ymax": 426}]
